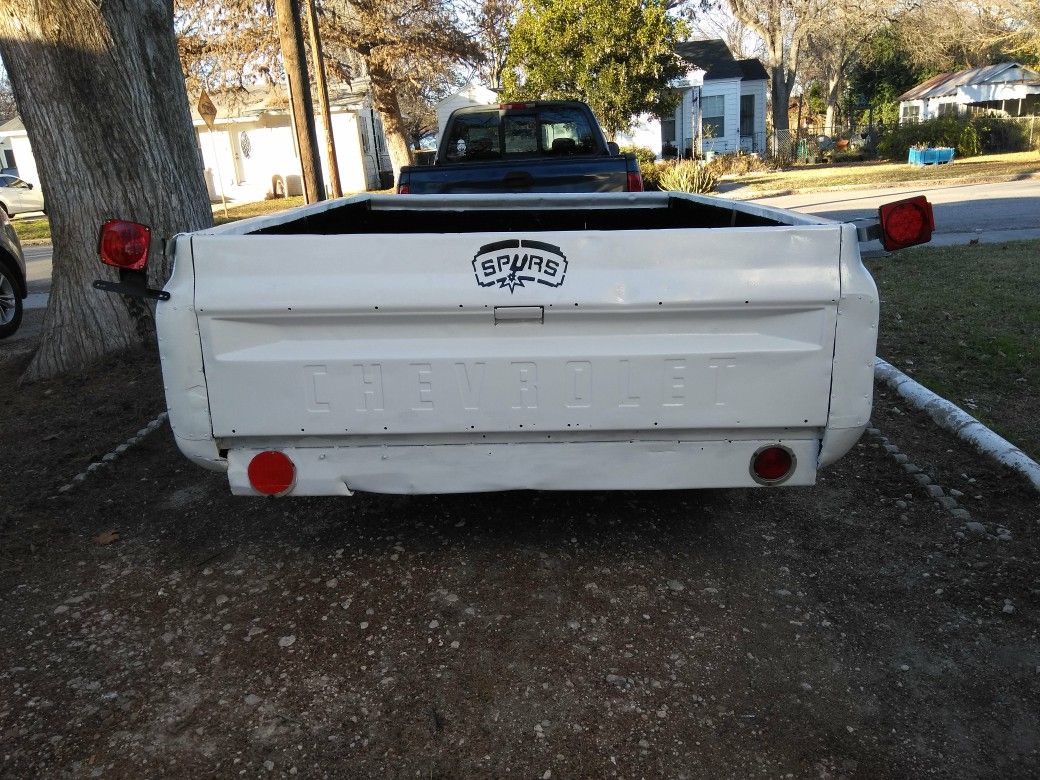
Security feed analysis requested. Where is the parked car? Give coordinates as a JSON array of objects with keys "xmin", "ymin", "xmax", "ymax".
[
  {"xmin": 0, "ymin": 174, "xmax": 45, "ymax": 216},
  {"xmin": 396, "ymin": 101, "xmax": 643, "ymax": 194},
  {"xmin": 0, "ymin": 207, "xmax": 27, "ymax": 338}
]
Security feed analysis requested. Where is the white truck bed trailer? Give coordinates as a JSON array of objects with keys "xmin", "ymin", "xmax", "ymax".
[{"xmin": 151, "ymin": 192, "xmax": 881, "ymax": 496}]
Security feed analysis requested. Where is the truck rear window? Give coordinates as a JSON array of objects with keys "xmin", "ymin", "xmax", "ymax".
[{"xmin": 443, "ymin": 107, "xmax": 598, "ymax": 162}]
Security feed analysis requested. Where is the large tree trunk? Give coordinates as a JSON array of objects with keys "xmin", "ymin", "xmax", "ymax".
[
  {"xmin": 0, "ymin": 0, "xmax": 212, "ymax": 382},
  {"xmin": 366, "ymin": 61, "xmax": 413, "ymax": 189},
  {"xmin": 824, "ymin": 72, "xmax": 841, "ymax": 136},
  {"xmin": 770, "ymin": 64, "xmax": 791, "ymax": 132}
]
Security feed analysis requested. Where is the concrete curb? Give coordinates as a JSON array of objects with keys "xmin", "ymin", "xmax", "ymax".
[
  {"xmin": 720, "ymin": 169, "xmax": 1040, "ymax": 202},
  {"xmin": 874, "ymin": 357, "xmax": 1040, "ymax": 492}
]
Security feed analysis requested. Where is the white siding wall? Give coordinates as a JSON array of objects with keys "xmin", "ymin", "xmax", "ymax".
[
  {"xmin": 4, "ymin": 135, "xmax": 39, "ymax": 188},
  {"xmin": 700, "ymin": 78, "xmax": 741, "ymax": 153},
  {"xmin": 669, "ymin": 78, "xmax": 744, "ymax": 155},
  {"xmin": 958, "ymin": 82, "xmax": 1040, "ymax": 103},
  {"xmin": 899, "ymin": 99, "xmax": 926, "ymax": 123},
  {"xmin": 198, "ymin": 110, "xmax": 377, "ymax": 201}
]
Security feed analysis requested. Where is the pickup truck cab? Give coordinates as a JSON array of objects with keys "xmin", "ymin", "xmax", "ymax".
[
  {"xmin": 396, "ymin": 101, "xmax": 643, "ymax": 194},
  {"xmin": 96, "ymin": 192, "xmax": 933, "ymax": 496}
]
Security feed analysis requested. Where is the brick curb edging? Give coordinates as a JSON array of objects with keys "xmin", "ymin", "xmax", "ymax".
[
  {"xmin": 864, "ymin": 424, "xmax": 1013, "ymax": 541},
  {"xmin": 874, "ymin": 358, "xmax": 1040, "ymax": 492},
  {"xmin": 56, "ymin": 412, "xmax": 168, "ymax": 495}
]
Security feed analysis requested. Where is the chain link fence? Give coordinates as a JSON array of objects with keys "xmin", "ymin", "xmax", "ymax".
[{"xmin": 768, "ymin": 115, "xmax": 1040, "ymax": 165}]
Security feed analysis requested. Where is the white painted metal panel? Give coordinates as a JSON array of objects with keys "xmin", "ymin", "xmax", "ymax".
[
  {"xmin": 226, "ymin": 437, "xmax": 820, "ymax": 495},
  {"xmin": 191, "ymin": 225, "xmax": 841, "ymax": 439}
]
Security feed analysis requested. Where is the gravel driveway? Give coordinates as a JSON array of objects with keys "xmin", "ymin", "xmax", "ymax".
[{"xmin": 1, "ymin": 351, "xmax": 1037, "ymax": 778}]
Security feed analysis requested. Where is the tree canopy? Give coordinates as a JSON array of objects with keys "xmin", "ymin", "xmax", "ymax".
[{"xmin": 501, "ymin": 0, "xmax": 687, "ymax": 136}]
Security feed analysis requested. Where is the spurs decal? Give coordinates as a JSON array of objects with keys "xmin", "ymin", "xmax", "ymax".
[{"xmin": 473, "ymin": 239, "xmax": 568, "ymax": 293}]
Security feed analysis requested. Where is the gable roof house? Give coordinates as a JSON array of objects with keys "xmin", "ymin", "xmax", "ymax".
[
  {"xmin": 898, "ymin": 63, "xmax": 1040, "ymax": 123},
  {"xmin": 663, "ymin": 39, "xmax": 769, "ymax": 156},
  {"xmin": 191, "ymin": 80, "xmax": 393, "ymax": 200},
  {"xmin": 615, "ymin": 39, "xmax": 768, "ymax": 158},
  {"xmin": 0, "ymin": 80, "xmax": 395, "ymax": 207}
]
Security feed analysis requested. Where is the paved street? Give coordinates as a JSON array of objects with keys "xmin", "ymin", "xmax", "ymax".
[{"xmin": 754, "ymin": 177, "xmax": 1040, "ymax": 245}]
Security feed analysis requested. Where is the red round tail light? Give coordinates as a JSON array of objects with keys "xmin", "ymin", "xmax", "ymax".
[
  {"xmin": 247, "ymin": 451, "xmax": 296, "ymax": 496},
  {"xmin": 98, "ymin": 219, "xmax": 151, "ymax": 270},
  {"xmin": 751, "ymin": 445, "xmax": 795, "ymax": 485},
  {"xmin": 878, "ymin": 196, "xmax": 934, "ymax": 250}
]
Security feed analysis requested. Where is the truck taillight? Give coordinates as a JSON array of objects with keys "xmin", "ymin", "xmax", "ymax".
[
  {"xmin": 98, "ymin": 219, "xmax": 151, "ymax": 271},
  {"xmin": 627, "ymin": 171, "xmax": 644, "ymax": 192},
  {"xmin": 878, "ymin": 196, "xmax": 934, "ymax": 251},
  {"xmin": 247, "ymin": 451, "xmax": 296, "ymax": 496},
  {"xmin": 499, "ymin": 102, "xmax": 536, "ymax": 110},
  {"xmin": 397, "ymin": 183, "xmax": 411, "ymax": 194},
  {"xmin": 750, "ymin": 445, "xmax": 795, "ymax": 485}
]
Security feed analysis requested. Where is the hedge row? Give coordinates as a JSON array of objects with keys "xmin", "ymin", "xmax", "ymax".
[{"xmin": 876, "ymin": 115, "xmax": 1032, "ymax": 160}]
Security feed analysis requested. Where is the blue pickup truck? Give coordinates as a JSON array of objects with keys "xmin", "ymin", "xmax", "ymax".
[{"xmin": 396, "ymin": 101, "xmax": 644, "ymax": 194}]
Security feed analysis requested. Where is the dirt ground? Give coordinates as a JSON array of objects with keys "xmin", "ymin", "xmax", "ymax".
[{"xmin": 1, "ymin": 343, "xmax": 1038, "ymax": 779}]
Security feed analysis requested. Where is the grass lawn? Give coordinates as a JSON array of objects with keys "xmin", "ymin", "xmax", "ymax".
[
  {"xmin": 10, "ymin": 215, "xmax": 52, "ymax": 243},
  {"xmin": 866, "ymin": 239, "xmax": 1040, "ymax": 458},
  {"xmin": 11, "ymin": 195, "xmax": 313, "ymax": 244},
  {"xmin": 212, "ymin": 196, "xmax": 306, "ymax": 226},
  {"xmin": 732, "ymin": 150, "xmax": 1040, "ymax": 196}
]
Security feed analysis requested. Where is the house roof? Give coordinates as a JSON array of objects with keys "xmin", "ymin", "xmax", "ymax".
[
  {"xmin": 676, "ymin": 39, "xmax": 750, "ymax": 81},
  {"xmin": 898, "ymin": 63, "xmax": 1040, "ymax": 101},
  {"xmin": 0, "ymin": 116, "xmax": 25, "ymax": 135},
  {"xmin": 737, "ymin": 58, "xmax": 769, "ymax": 81},
  {"xmin": 189, "ymin": 81, "xmax": 370, "ymax": 125}
]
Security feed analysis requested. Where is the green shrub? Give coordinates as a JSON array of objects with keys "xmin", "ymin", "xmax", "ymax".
[
  {"xmin": 877, "ymin": 114, "xmax": 1029, "ymax": 160},
  {"xmin": 619, "ymin": 145, "xmax": 658, "ymax": 167},
  {"xmin": 971, "ymin": 114, "xmax": 1028, "ymax": 153},
  {"xmin": 639, "ymin": 160, "xmax": 668, "ymax": 190},
  {"xmin": 658, "ymin": 159, "xmax": 719, "ymax": 194},
  {"xmin": 705, "ymin": 151, "xmax": 769, "ymax": 177}
]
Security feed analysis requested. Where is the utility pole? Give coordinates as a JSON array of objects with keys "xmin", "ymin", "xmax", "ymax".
[
  {"xmin": 304, "ymin": 0, "xmax": 341, "ymax": 198},
  {"xmin": 274, "ymin": 0, "xmax": 325, "ymax": 203}
]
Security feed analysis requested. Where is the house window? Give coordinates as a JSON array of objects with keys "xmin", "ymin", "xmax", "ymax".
[
  {"xmin": 901, "ymin": 104, "xmax": 920, "ymax": 124},
  {"xmin": 661, "ymin": 118, "xmax": 676, "ymax": 144},
  {"xmin": 937, "ymin": 102, "xmax": 958, "ymax": 117},
  {"xmin": 701, "ymin": 94, "xmax": 724, "ymax": 139}
]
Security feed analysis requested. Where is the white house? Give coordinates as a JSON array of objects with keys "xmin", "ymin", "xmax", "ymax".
[
  {"xmin": 0, "ymin": 132, "xmax": 15, "ymax": 173},
  {"xmin": 436, "ymin": 82, "xmax": 498, "ymax": 141},
  {"xmin": 193, "ymin": 80, "xmax": 393, "ymax": 201},
  {"xmin": 0, "ymin": 80, "xmax": 394, "ymax": 205},
  {"xmin": 0, "ymin": 117, "xmax": 39, "ymax": 185},
  {"xmin": 662, "ymin": 39, "xmax": 769, "ymax": 157},
  {"xmin": 898, "ymin": 63, "xmax": 1040, "ymax": 123}
]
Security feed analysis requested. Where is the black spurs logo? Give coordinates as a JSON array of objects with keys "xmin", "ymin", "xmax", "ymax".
[{"xmin": 472, "ymin": 239, "xmax": 568, "ymax": 293}]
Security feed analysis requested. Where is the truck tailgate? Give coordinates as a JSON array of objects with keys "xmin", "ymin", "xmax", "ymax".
[{"xmin": 190, "ymin": 226, "xmax": 841, "ymax": 440}]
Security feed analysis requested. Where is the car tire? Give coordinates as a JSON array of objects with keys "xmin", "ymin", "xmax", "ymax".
[
  {"xmin": 0, "ymin": 261, "xmax": 24, "ymax": 339},
  {"xmin": 0, "ymin": 202, "xmax": 9, "ymax": 218}
]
